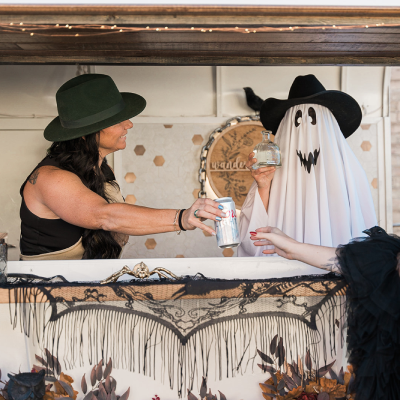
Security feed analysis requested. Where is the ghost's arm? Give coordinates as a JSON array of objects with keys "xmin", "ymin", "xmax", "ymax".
[
  {"xmin": 246, "ymin": 152, "xmax": 276, "ymax": 210},
  {"xmin": 238, "ymin": 181, "xmax": 270, "ymax": 257}
]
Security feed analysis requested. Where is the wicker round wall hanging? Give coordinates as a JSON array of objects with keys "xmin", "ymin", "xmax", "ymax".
[{"xmin": 199, "ymin": 116, "xmax": 274, "ymax": 209}]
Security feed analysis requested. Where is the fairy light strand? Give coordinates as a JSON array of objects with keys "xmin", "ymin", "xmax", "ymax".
[{"xmin": 0, "ymin": 21, "xmax": 395, "ymax": 37}]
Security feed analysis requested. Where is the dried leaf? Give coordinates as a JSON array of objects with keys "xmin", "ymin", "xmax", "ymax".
[
  {"xmin": 110, "ymin": 377, "xmax": 117, "ymax": 392},
  {"xmin": 258, "ymin": 350, "xmax": 274, "ymax": 365},
  {"xmin": 81, "ymin": 375, "xmax": 87, "ymax": 395},
  {"xmin": 277, "ymin": 379, "xmax": 285, "ymax": 391},
  {"xmin": 33, "ymin": 365, "xmax": 46, "ymax": 373},
  {"xmin": 258, "ymin": 364, "xmax": 277, "ymax": 374},
  {"xmin": 218, "ymin": 391, "xmax": 226, "ymax": 400},
  {"xmin": 90, "ymin": 366, "xmax": 96, "ymax": 387},
  {"xmin": 119, "ymin": 387, "xmax": 130, "ymax": 400},
  {"xmin": 338, "ymin": 367, "xmax": 345, "ymax": 385},
  {"xmin": 317, "ymin": 361, "xmax": 336, "ymax": 378},
  {"xmin": 328, "ymin": 367, "xmax": 339, "ymax": 382},
  {"xmin": 59, "ymin": 373, "xmax": 74, "ymax": 385},
  {"xmin": 205, "ymin": 389, "xmax": 214, "ymax": 400},
  {"xmin": 36, "ymin": 355, "xmax": 48, "ymax": 367},
  {"xmin": 343, "ymin": 372, "xmax": 351, "ymax": 388},
  {"xmin": 277, "ymin": 338, "xmax": 285, "ymax": 367},
  {"xmin": 270, "ymin": 335, "xmax": 278, "ymax": 355},
  {"xmin": 200, "ymin": 377, "xmax": 207, "ymax": 399},
  {"xmin": 104, "ymin": 359, "xmax": 112, "ymax": 379},
  {"xmin": 282, "ymin": 373, "xmax": 296, "ymax": 391},
  {"xmin": 187, "ymin": 390, "xmax": 198, "ymax": 400},
  {"xmin": 271, "ymin": 374, "xmax": 278, "ymax": 386},
  {"xmin": 52, "ymin": 355, "xmax": 62, "ymax": 375},
  {"xmin": 96, "ymin": 361, "xmax": 103, "ymax": 381},
  {"xmin": 83, "ymin": 392, "xmax": 94, "ymax": 400},
  {"xmin": 45, "ymin": 349, "xmax": 55, "ymax": 370},
  {"xmin": 317, "ymin": 393, "xmax": 329, "ymax": 400},
  {"xmin": 98, "ymin": 383, "xmax": 107, "ymax": 400},
  {"xmin": 287, "ymin": 366, "xmax": 301, "ymax": 387},
  {"xmin": 292, "ymin": 361, "xmax": 298, "ymax": 375},
  {"xmin": 106, "ymin": 394, "xmax": 111, "ymax": 400},
  {"xmin": 262, "ymin": 393, "xmax": 276, "ymax": 399},
  {"xmin": 105, "ymin": 375, "xmax": 111, "ymax": 394},
  {"xmin": 46, "ymin": 376, "xmax": 57, "ymax": 383},
  {"xmin": 260, "ymin": 383, "xmax": 277, "ymax": 393},
  {"xmin": 45, "ymin": 384, "xmax": 53, "ymax": 392},
  {"xmin": 305, "ymin": 350, "xmax": 312, "ymax": 371},
  {"xmin": 58, "ymin": 381, "xmax": 74, "ymax": 398},
  {"xmin": 297, "ymin": 356, "xmax": 304, "ymax": 377},
  {"xmin": 110, "ymin": 389, "xmax": 117, "ymax": 400}
]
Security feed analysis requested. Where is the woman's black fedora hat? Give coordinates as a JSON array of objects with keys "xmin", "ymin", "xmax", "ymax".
[
  {"xmin": 260, "ymin": 74, "xmax": 362, "ymax": 138},
  {"xmin": 44, "ymin": 73, "xmax": 146, "ymax": 142}
]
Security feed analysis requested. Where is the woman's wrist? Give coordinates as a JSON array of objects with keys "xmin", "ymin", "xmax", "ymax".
[{"xmin": 181, "ymin": 209, "xmax": 194, "ymax": 231}]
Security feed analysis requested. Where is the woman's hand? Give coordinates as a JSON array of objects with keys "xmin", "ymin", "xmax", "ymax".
[
  {"xmin": 250, "ymin": 226, "xmax": 299, "ymax": 259},
  {"xmin": 246, "ymin": 152, "xmax": 276, "ymax": 189},
  {"xmin": 182, "ymin": 198, "xmax": 227, "ymax": 236}
]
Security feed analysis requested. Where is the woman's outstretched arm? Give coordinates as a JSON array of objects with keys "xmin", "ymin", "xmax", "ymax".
[{"xmin": 250, "ymin": 227, "xmax": 339, "ymax": 273}]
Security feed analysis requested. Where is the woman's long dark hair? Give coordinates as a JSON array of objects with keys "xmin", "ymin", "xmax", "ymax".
[{"xmin": 48, "ymin": 132, "xmax": 122, "ymax": 259}]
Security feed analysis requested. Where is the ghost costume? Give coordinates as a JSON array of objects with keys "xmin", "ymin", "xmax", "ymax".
[{"xmin": 238, "ymin": 103, "xmax": 377, "ymax": 257}]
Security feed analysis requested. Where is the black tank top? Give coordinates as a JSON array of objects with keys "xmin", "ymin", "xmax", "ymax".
[{"xmin": 20, "ymin": 156, "xmax": 115, "ymax": 256}]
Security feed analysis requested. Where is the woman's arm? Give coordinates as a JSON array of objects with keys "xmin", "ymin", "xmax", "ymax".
[
  {"xmin": 250, "ymin": 227, "xmax": 339, "ymax": 272},
  {"xmin": 25, "ymin": 167, "xmax": 224, "ymax": 236},
  {"xmin": 245, "ymin": 152, "xmax": 275, "ymax": 210}
]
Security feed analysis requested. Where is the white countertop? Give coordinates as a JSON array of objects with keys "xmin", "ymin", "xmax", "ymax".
[{"xmin": 8, "ymin": 256, "xmax": 327, "ymax": 282}]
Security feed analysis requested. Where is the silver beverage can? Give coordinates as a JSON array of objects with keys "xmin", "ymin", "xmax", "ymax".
[{"xmin": 214, "ymin": 197, "xmax": 240, "ymax": 248}]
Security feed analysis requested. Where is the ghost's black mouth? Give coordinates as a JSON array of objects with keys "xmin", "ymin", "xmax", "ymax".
[{"xmin": 296, "ymin": 148, "xmax": 320, "ymax": 173}]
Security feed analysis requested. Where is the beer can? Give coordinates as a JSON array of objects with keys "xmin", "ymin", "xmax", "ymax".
[{"xmin": 214, "ymin": 197, "xmax": 240, "ymax": 248}]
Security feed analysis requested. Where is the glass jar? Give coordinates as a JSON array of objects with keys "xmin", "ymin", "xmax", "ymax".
[{"xmin": 252, "ymin": 130, "xmax": 282, "ymax": 169}]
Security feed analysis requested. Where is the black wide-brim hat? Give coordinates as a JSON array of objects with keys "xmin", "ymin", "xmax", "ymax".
[
  {"xmin": 260, "ymin": 74, "xmax": 362, "ymax": 138},
  {"xmin": 44, "ymin": 73, "xmax": 146, "ymax": 142}
]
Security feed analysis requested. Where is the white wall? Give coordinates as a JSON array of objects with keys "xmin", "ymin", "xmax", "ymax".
[{"xmin": 0, "ymin": 65, "xmax": 391, "ymax": 260}]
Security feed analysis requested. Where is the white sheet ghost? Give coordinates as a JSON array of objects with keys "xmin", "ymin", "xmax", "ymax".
[{"xmin": 238, "ymin": 103, "xmax": 377, "ymax": 257}]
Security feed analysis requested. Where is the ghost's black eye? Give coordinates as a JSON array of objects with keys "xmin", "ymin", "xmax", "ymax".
[
  {"xmin": 295, "ymin": 110, "xmax": 302, "ymax": 127},
  {"xmin": 308, "ymin": 107, "xmax": 317, "ymax": 125}
]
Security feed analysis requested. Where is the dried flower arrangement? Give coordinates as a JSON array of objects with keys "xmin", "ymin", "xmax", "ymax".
[
  {"xmin": 187, "ymin": 377, "xmax": 227, "ymax": 400},
  {"xmin": 257, "ymin": 335, "xmax": 356, "ymax": 400},
  {"xmin": 80, "ymin": 359, "xmax": 130, "ymax": 400}
]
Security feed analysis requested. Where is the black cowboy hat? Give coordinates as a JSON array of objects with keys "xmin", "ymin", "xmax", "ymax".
[
  {"xmin": 44, "ymin": 73, "xmax": 146, "ymax": 142},
  {"xmin": 260, "ymin": 74, "xmax": 362, "ymax": 138}
]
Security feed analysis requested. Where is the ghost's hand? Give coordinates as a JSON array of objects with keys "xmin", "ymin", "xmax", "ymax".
[{"xmin": 246, "ymin": 152, "xmax": 276, "ymax": 189}]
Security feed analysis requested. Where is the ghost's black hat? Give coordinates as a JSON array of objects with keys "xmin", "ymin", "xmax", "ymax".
[{"xmin": 260, "ymin": 74, "xmax": 362, "ymax": 138}]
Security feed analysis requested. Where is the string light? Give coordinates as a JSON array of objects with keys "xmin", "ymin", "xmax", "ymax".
[
  {"xmin": 75, "ymin": 33, "xmax": 79, "ymax": 36},
  {"xmin": 0, "ymin": 22, "xmax": 396, "ymax": 37}
]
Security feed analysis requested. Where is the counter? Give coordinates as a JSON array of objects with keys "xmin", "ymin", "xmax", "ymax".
[{"xmin": 0, "ymin": 257, "xmax": 347, "ymax": 400}]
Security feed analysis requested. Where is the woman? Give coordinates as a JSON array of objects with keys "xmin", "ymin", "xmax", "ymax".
[
  {"xmin": 20, "ymin": 73, "xmax": 225, "ymax": 260},
  {"xmin": 250, "ymin": 226, "xmax": 400, "ymax": 400}
]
